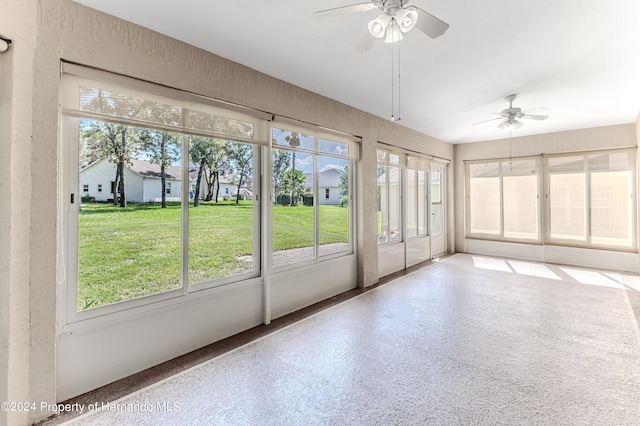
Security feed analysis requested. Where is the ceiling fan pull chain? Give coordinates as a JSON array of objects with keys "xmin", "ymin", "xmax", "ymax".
[
  {"xmin": 391, "ymin": 34, "xmax": 395, "ymax": 121},
  {"xmin": 398, "ymin": 42, "xmax": 401, "ymax": 121}
]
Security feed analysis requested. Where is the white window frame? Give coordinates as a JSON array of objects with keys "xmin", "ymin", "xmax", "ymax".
[
  {"xmin": 465, "ymin": 149, "xmax": 636, "ymax": 252},
  {"xmin": 465, "ymin": 156, "xmax": 542, "ymax": 244},
  {"xmin": 270, "ymin": 120, "xmax": 358, "ymax": 270},
  {"xmin": 543, "ymin": 148, "xmax": 637, "ymax": 251},
  {"xmin": 377, "ymin": 147, "xmax": 432, "ymax": 246},
  {"xmin": 59, "ymin": 62, "xmax": 270, "ymax": 326}
]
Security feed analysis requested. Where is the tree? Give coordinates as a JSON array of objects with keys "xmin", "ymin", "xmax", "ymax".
[
  {"xmin": 79, "ymin": 87, "xmax": 152, "ymax": 207},
  {"xmin": 272, "ymin": 149, "xmax": 291, "ymax": 200},
  {"xmin": 189, "ymin": 136, "xmax": 213, "ymax": 207},
  {"xmin": 140, "ymin": 129, "xmax": 181, "ymax": 208},
  {"xmin": 227, "ymin": 142, "xmax": 253, "ymax": 204},
  {"xmin": 82, "ymin": 121, "xmax": 141, "ymax": 207},
  {"xmin": 283, "ymin": 168, "xmax": 307, "ymax": 206},
  {"xmin": 339, "ymin": 164, "xmax": 349, "ymax": 206},
  {"xmin": 208, "ymin": 141, "xmax": 231, "ymax": 203},
  {"xmin": 79, "ymin": 120, "xmax": 102, "ymax": 169},
  {"xmin": 188, "ymin": 137, "xmax": 231, "ymax": 204}
]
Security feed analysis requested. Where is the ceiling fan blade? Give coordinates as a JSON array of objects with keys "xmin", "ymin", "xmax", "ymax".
[
  {"xmin": 312, "ymin": 2, "xmax": 376, "ymax": 19},
  {"xmin": 473, "ymin": 117, "xmax": 503, "ymax": 125},
  {"xmin": 355, "ymin": 30, "xmax": 376, "ymax": 52},
  {"xmin": 522, "ymin": 114, "xmax": 548, "ymax": 120},
  {"xmin": 522, "ymin": 106, "xmax": 549, "ymax": 114},
  {"xmin": 413, "ymin": 7, "xmax": 449, "ymax": 39}
]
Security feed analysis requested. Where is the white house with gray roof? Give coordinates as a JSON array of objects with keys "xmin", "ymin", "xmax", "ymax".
[
  {"xmin": 79, "ymin": 158, "xmax": 185, "ymax": 203},
  {"xmin": 80, "ymin": 158, "xmax": 244, "ymax": 203},
  {"xmin": 304, "ymin": 165, "xmax": 345, "ymax": 205}
]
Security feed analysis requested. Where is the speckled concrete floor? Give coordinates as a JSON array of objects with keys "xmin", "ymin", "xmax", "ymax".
[{"xmin": 62, "ymin": 254, "xmax": 640, "ymax": 425}]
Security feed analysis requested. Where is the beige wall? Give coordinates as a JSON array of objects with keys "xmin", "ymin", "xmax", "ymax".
[
  {"xmin": 454, "ymin": 123, "xmax": 638, "ymax": 253},
  {"xmin": 1, "ymin": 2, "xmax": 38, "ymax": 426},
  {"xmin": 2, "ymin": 1, "xmax": 453, "ymax": 423}
]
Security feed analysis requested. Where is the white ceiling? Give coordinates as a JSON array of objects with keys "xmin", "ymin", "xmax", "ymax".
[{"xmin": 74, "ymin": 0, "xmax": 640, "ymax": 144}]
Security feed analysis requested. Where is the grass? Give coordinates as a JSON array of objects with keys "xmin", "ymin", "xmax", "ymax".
[{"xmin": 78, "ymin": 201, "xmax": 349, "ymax": 310}]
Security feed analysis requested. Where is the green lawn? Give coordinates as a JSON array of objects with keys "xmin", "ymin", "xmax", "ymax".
[{"xmin": 78, "ymin": 201, "xmax": 349, "ymax": 310}]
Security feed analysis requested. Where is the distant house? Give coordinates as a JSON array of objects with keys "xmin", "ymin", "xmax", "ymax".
[
  {"xmin": 188, "ymin": 170, "xmax": 239, "ymax": 201},
  {"xmin": 237, "ymin": 187, "xmax": 253, "ymax": 200},
  {"xmin": 79, "ymin": 158, "xmax": 184, "ymax": 203},
  {"xmin": 80, "ymin": 158, "xmax": 247, "ymax": 203},
  {"xmin": 304, "ymin": 165, "xmax": 345, "ymax": 205}
]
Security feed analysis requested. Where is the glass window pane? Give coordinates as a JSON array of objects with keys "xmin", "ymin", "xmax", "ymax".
[
  {"xmin": 588, "ymin": 152, "xmax": 629, "ymax": 172},
  {"xmin": 318, "ymin": 139, "xmax": 349, "ymax": 158},
  {"xmin": 406, "ymin": 169, "xmax": 418, "ymax": 238},
  {"xmin": 417, "ymin": 171, "xmax": 427, "ymax": 236},
  {"xmin": 79, "ymin": 86, "xmax": 182, "ymax": 127},
  {"xmin": 273, "ymin": 150, "xmax": 315, "ymax": 267},
  {"xmin": 503, "ymin": 174, "xmax": 538, "ymax": 240},
  {"xmin": 318, "ymin": 158, "xmax": 351, "ymax": 256},
  {"xmin": 469, "ymin": 162, "xmax": 500, "ymax": 235},
  {"xmin": 431, "ymin": 170, "xmax": 443, "ymax": 236},
  {"xmin": 549, "ymin": 173, "xmax": 585, "ymax": 240},
  {"xmin": 188, "ymin": 138, "xmax": 256, "ymax": 285},
  {"xmin": 469, "ymin": 162, "xmax": 500, "ymax": 178},
  {"xmin": 272, "ymin": 127, "xmax": 314, "ymax": 151},
  {"xmin": 187, "ymin": 109, "xmax": 254, "ymax": 139},
  {"xmin": 377, "ymin": 165, "xmax": 388, "ymax": 244},
  {"xmin": 77, "ymin": 120, "xmax": 182, "ymax": 310},
  {"xmin": 389, "ymin": 166, "xmax": 402, "ymax": 242},
  {"xmin": 549, "ymin": 155, "xmax": 584, "ymax": 173},
  {"xmin": 590, "ymin": 170, "xmax": 632, "ymax": 247}
]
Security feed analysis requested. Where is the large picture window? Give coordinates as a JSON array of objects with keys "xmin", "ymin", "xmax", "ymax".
[
  {"xmin": 61, "ymin": 64, "xmax": 267, "ymax": 318},
  {"xmin": 466, "ymin": 158, "xmax": 540, "ymax": 242},
  {"xmin": 465, "ymin": 149, "xmax": 636, "ymax": 251},
  {"xmin": 546, "ymin": 150, "xmax": 635, "ymax": 249},
  {"xmin": 271, "ymin": 125, "xmax": 356, "ymax": 268}
]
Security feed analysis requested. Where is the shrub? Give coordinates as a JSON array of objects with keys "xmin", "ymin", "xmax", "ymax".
[{"xmin": 276, "ymin": 194, "xmax": 291, "ymax": 206}]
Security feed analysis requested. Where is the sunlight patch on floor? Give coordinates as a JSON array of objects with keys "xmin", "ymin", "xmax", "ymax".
[
  {"xmin": 472, "ymin": 257, "xmax": 513, "ymax": 273},
  {"xmin": 605, "ymin": 273, "xmax": 640, "ymax": 292},
  {"xmin": 559, "ymin": 267, "xmax": 624, "ymax": 289},
  {"xmin": 471, "ymin": 255, "xmax": 638, "ymax": 290},
  {"xmin": 509, "ymin": 260, "xmax": 562, "ymax": 280}
]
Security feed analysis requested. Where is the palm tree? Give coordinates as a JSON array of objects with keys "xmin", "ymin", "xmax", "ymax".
[{"xmin": 283, "ymin": 168, "xmax": 307, "ymax": 206}]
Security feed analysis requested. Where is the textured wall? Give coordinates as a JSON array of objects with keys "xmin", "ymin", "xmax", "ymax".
[
  {"xmin": 3, "ymin": 0, "xmax": 454, "ymax": 423},
  {"xmin": 1, "ymin": 1, "xmax": 39, "ymax": 425}
]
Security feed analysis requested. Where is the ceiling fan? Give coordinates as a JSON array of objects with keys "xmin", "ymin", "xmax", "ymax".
[
  {"xmin": 312, "ymin": 0, "xmax": 450, "ymax": 52},
  {"xmin": 474, "ymin": 94, "xmax": 549, "ymax": 130}
]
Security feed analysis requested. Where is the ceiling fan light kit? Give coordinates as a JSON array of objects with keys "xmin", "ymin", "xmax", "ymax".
[
  {"xmin": 474, "ymin": 94, "xmax": 549, "ymax": 130},
  {"xmin": 368, "ymin": 14, "xmax": 392, "ymax": 38},
  {"xmin": 313, "ymin": 0, "xmax": 449, "ymax": 51},
  {"xmin": 384, "ymin": 20, "xmax": 403, "ymax": 43}
]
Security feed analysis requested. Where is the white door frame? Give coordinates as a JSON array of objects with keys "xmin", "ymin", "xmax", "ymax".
[{"xmin": 430, "ymin": 163, "xmax": 447, "ymax": 258}]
